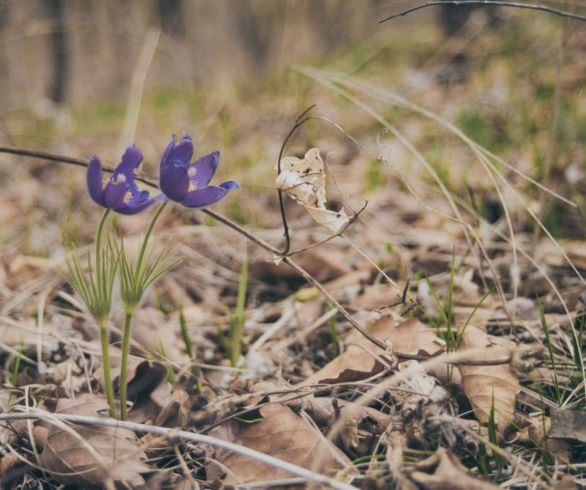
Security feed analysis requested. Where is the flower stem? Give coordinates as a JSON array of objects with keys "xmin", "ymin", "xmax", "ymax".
[
  {"xmin": 119, "ymin": 201, "xmax": 166, "ymax": 420},
  {"xmin": 119, "ymin": 312, "xmax": 133, "ymax": 420},
  {"xmin": 99, "ymin": 323, "xmax": 116, "ymax": 418},
  {"xmin": 134, "ymin": 201, "xmax": 167, "ymax": 283},
  {"xmin": 95, "ymin": 208, "xmax": 111, "ymax": 266}
]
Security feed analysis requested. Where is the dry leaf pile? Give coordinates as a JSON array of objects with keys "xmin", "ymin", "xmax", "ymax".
[{"xmin": 2, "ymin": 196, "xmax": 583, "ymax": 488}]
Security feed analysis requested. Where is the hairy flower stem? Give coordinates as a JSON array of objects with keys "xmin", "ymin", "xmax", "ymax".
[
  {"xmin": 95, "ymin": 209, "xmax": 116, "ymax": 418},
  {"xmin": 119, "ymin": 312, "xmax": 133, "ymax": 420},
  {"xmin": 99, "ymin": 323, "xmax": 116, "ymax": 418},
  {"xmin": 119, "ymin": 201, "xmax": 167, "ymax": 420}
]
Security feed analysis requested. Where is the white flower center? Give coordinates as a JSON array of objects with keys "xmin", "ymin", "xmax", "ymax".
[{"xmin": 113, "ymin": 173, "xmax": 126, "ymax": 185}]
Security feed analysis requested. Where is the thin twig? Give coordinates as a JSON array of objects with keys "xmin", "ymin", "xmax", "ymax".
[
  {"xmin": 0, "ymin": 412, "xmax": 358, "ymax": 490},
  {"xmin": 378, "ymin": 1, "xmax": 586, "ymax": 24},
  {"xmin": 0, "ymin": 146, "xmax": 280, "ymax": 256},
  {"xmin": 276, "ymin": 105, "xmax": 317, "ymax": 255},
  {"xmin": 285, "ymin": 200, "xmax": 368, "ymax": 257},
  {"xmin": 0, "ymin": 146, "xmax": 88, "ymax": 167}
]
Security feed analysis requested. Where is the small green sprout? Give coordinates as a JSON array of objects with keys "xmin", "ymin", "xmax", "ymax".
[
  {"xmin": 218, "ymin": 254, "xmax": 248, "ymax": 367},
  {"xmin": 179, "ymin": 307, "xmax": 202, "ymax": 393}
]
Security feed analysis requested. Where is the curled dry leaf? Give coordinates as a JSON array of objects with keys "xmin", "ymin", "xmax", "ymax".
[
  {"xmin": 410, "ymin": 448, "xmax": 500, "ymax": 490},
  {"xmin": 303, "ymin": 316, "xmax": 442, "ymax": 386},
  {"xmin": 126, "ymin": 360, "xmax": 172, "ymax": 423},
  {"xmin": 276, "ymin": 148, "xmax": 349, "ymax": 233},
  {"xmin": 39, "ymin": 393, "xmax": 149, "ymax": 487},
  {"xmin": 207, "ymin": 402, "xmax": 353, "ymax": 486},
  {"xmin": 286, "ymin": 396, "xmax": 390, "ymax": 454},
  {"xmin": 392, "ymin": 360, "xmax": 441, "ymax": 413},
  {"xmin": 459, "ymin": 326, "xmax": 520, "ymax": 428}
]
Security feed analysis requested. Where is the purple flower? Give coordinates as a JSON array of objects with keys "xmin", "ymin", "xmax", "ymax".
[
  {"xmin": 87, "ymin": 146, "xmax": 162, "ymax": 215},
  {"xmin": 159, "ymin": 135, "xmax": 238, "ymax": 208}
]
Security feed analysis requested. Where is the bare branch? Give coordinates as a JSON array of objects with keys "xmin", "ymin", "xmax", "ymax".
[{"xmin": 379, "ymin": 1, "xmax": 586, "ymax": 24}]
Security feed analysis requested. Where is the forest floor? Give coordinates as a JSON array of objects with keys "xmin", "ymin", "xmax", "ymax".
[{"xmin": 1, "ymin": 7, "xmax": 586, "ymax": 490}]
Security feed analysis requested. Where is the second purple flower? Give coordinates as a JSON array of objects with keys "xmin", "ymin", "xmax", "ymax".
[{"xmin": 159, "ymin": 135, "xmax": 238, "ymax": 208}]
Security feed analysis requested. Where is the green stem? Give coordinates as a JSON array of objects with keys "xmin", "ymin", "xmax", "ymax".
[
  {"xmin": 95, "ymin": 208, "xmax": 111, "ymax": 267},
  {"xmin": 100, "ymin": 324, "xmax": 116, "ymax": 418},
  {"xmin": 134, "ymin": 201, "xmax": 167, "ymax": 284},
  {"xmin": 119, "ymin": 312, "xmax": 133, "ymax": 420}
]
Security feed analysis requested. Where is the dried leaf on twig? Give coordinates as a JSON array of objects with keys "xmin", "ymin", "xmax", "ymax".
[{"xmin": 276, "ymin": 148, "xmax": 349, "ymax": 232}]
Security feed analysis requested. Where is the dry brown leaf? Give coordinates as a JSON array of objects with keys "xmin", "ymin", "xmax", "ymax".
[
  {"xmin": 155, "ymin": 388, "xmax": 190, "ymax": 427},
  {"xmin": 410, "ymin": 448, "xmax": 500, "ymax": 490},
  {"xmin": 251, "ymin": 247, "xmax": 351, "ymax": 283},
  {"xmin": 375, "ymin": 317, "xmax": 442, "ymax": 358},
  {"xmin": 509, "ymin": 412, "xmax": 569, "ymax": 459},
  {"xmin": 207, "ymin": 402, "xmax": 352, "ymax": 486},
  {"xmin": 350, "ymin": 283, "xmax": 402, "ymax": 311},
  {"xmin": 126, "ymin": 360, "xmax": 171, "ymax": 423},
  {"xmin": 549, "ymin": 407, "xmax": 586, "ymax": 443},
  {"xmin": 0, "ymin": 453, "xmax": 21, "ymax": 479},
  {"xmin": 459, "ymin": 326, "xmax": 520, "ymax": 427},
  {"xmin": 303, "ymin": 316, "xmax": 442, "ymax": 386},
  {"xmin": 130, "ymin": 307, "xmax": 189, "ymax": 364},
  {"xmin": 0, "ymin": 317, "xmax": 57, "ymax": 346},
  {"xmin": 285, "ymin": 396, "xmax": 390, "ymax": 454},
  {"xmin": 275, "ymin": 148, "xmax": 350, "ymax": 232},
  {"xmin": 554, "ymin": 475, "xmax": 579, "ymax": 490},
  {"xmin": 40, "ymin": 393, "xmax": 149, "ymax": 487},
  {"xmin": 5, "ymin": 254, "xmax": 55, "ymax": 289},
  {"xmin": 323, "ymin": 268, "xmax": 371, "ymax": 292}
]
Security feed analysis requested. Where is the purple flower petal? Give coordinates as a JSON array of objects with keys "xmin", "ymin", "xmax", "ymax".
[
  {"xmin": 116, "ymin": 198, "xmax": 157, "ymax": 215},
  {"xmin": 87, "ymin": 145, "xmax": 164, "ymax": 215},
  {"xmin": 103, "ymin": 177, "xmax": 130, "ymax": 209},
  {"xmin": 161, "ymin": 135, "xmax": 193, "ymax": 168},
  {"xmin": 220, "ymin": 180, "xmax": 239, "ymax": 190},
  {"xmin": 160, "ymin": 163, "xmax": 189, "ymax": 201},
  {"xmin": 115, "ymin": 146, "xmax": 142, "ymax": 178},
  {"xmin": 179, "ymin": 182, "xmax": 237, "ymax": 208},
  {"xmin": 160, "ymin": 136, "xmax": 177, "ymax": 168},
  {"xmin": 188, "ymin": 151, "xmax": 219, "ymax": 188},
  {"xmin": 87, "ymin": 156, "xmax": 107, "ymax": 207},
  {"xmin": 118, "ymin": 189, "xmax": 166, "ymax": 215}
]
